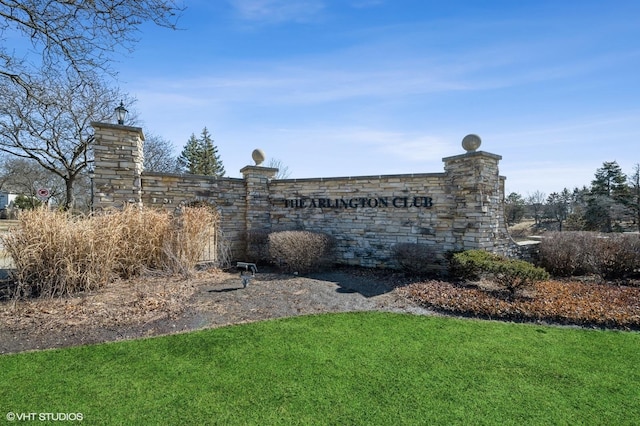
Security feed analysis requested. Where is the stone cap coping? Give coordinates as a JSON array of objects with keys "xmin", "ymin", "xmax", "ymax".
[
  {"xmin": 91, "ymin": 121, "xmax": 145, "ymax": 140},
  {"xmin": 442, "ymin": 150, "xmax": 502, "ymax": 162},
  {"xmin": 276, "ymin": 172, "xmax": 446, "ymax": 183},
  {"xmin": 240, "ymin": 166, "xmax": 279, "ymax": 175},
  {"xmin": 142, "ymin": 171, "xmax": 244, "ymax": 182}
]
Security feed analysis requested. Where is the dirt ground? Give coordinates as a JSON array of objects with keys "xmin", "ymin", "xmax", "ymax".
[{"xmin": 0, "ymin": 266, "xmax": 432, "ymax": 355}]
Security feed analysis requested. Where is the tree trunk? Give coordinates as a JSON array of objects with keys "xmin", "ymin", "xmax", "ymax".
[{"xmin": 64, "ymin": 177, "xmax": 75, "ymax": 211}]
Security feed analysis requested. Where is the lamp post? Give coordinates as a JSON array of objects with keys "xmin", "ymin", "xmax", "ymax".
[
  {"xmin": 115, "ymin": 101, "xmax": 128, "ymax": 125},
  {"xmin": 88, "ymin": 167, "xmax": 95, "ymax": 213}
]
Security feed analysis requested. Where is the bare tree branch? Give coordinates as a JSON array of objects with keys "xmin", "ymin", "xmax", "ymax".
[
  {"xmin": 0, "ymin": 0, "xmax": 184, "ymax": 87},
  {"xmin": 0, "ymin": 69, "xmax": 134, "ymax": 209}
]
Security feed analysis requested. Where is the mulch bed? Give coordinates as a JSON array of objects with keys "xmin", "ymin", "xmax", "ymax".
[
  {"xmin": 0, "ymin": 267, "xmax": 422, "ymax": 355},
  {"xmin": 399, "ymin": 279, "xmax": 640, "ymax": 330},
  {"xmin": 1, "ymin": 267, "xmax": 639, "ymax": 355}
]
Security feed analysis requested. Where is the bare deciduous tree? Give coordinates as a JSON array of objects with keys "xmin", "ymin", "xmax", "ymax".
[
  {"xmin": 266, "ymin": 158, "xmax": 292, "ymax": 179},
  {"xmin": 0, "ymin": 0, "xmax": 183, "ymax": 91},
  {"xmin": 0, "ymin": 156, "xmax": 64, "ymax": 205},
  {"xmin": 0, "ymin": 71, "xmax": 132, "ymax": 209},
  {"xmin": 143, "ymin": 132, "xmax": 179, "ymax": 173},
  {"xmin": 526, "ymin": 190, "xmax": 546, "ymax": 226}
]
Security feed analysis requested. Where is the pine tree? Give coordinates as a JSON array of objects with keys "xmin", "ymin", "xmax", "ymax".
[
  {"xmin": 585, "ymin": 161, "xmax": 630, "ymax": 232},
  {"xmin": 591, "ymin": 161, "xmax": 628, "ymax": 198},
  {"xmin": 177, "ymin": 133, "xmax": 201, "ymax": 174},
  {"xmin": 177, "ymin": 128, "xmax": 225, "ymax": 177},
  {"xmin": 198, "ymin": 128, "xmax": 225, "ymax": 177}
]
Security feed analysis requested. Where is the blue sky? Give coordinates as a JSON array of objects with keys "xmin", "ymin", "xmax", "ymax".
[{"xmin": 117, "ymin": 0, "xmax": 640, "ymax": 196}]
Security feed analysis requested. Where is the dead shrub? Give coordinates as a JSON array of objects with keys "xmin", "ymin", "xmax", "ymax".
[
  {"xmin": 588, "ymin": 233, "xmax": 640, "ymax": 280},
  {"xmin": 102, "ymin": 207, "xmax": 172, "ymax": 279},
  {"xmin": 538, "ymin": 232, "xmax": 594, "ymax": 277},
  {"xmin": 1, "ymin": 206, "xmax": 217, "ymax": 298},
  {"xmin": 2, "ymin": 209, "xmax": 117, "ymax": 297},
  {"xmin": 268, "ymin": 230, "xmax": 334, "ymax": 273},
  {"xmin": 163, "ymin": 206, "xmax": 219, "ymax": 274},
  {"xmin": 246, "ymin": 229, "xmax": 271, "ymax": 264},
  {"xmin": 539, "ymin": 232, "xmax": 640, "ymax": 280}
]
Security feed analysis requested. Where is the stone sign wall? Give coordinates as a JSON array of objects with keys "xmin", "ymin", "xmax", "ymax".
[{"xmin": 91, "ymin": 122, "xmax": 516, "ymax": 268}]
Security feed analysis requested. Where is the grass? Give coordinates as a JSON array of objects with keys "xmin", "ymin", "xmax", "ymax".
[
  {"xmin": 1, "ymin": 312, "xmax": 639, "ymax": 425},
  {"xmin": 1, "ymin": 207, "xmax": 216, "ymax": 297},
  {"xmin": 0, "ymin": 220, "xmax": 17, "ymax": 269},
  {"xmin": 0, "ymin": 220, "xmax": 18, "ymax": 233}
]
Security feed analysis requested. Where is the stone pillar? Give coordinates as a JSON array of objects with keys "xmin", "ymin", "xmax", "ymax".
[
  {"xmin": 240, "ymin": 165, "xmax": 278, "ymax": 257},
  {"xmin": 443, "ymin": 150, "xmax": 511, "ymax": 253},
  {"xmin": 91, "ymin": 122, "xmax": 145, "ymax": 210}
]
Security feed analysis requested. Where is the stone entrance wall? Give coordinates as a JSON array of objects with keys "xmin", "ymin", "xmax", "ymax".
[{"xmin": 91, "ymin": 122, "xmax": 516, "ymax": 267}]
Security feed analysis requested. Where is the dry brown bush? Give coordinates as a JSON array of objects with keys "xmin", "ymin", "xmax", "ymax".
[
  {"xmin": 245, "ymin": 229, "xmax": 270, "ymax": 264},
  {"xmin": 539, "ymin": 232, "xmax": 640, "ymax": 280},
  {"xmin": 1, "ymin": 206, "xmax": 217, "ymax": 298},
  {"xmin": 268, "ymin": 230, "xmax": 334, "ymax": 273},
  {"xmin": 163, "ymin": 206, "xmax": 219, "ymax": 274}
]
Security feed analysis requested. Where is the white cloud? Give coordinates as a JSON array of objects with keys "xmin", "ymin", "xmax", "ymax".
[
  {"xmin": 251, "ymin": 126, "xmax": 457, "ymax": 175},
  {"xmin": 228, "ymin": 0, "xmax": 326, "ymax": 24}
]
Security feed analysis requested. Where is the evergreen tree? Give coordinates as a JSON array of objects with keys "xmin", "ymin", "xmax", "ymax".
[
  {"xmin": 198, "ymin": 128, "xmax": 225, "ymax": 177},
  {"xmin": 591, "ymin": 161, "xmax": 628, "ymax": 198},
  {"xmin": 177, "ymin": 133, "xmax": 201, "ymax": 174},
  {"xmin": 564, "ymin": 187, "xmax": 589, "ymax": 231},
  {"xmin": 177, "ymin": 128, "xmax": 225, "ymax": 177},
  {"xmin": 585, "ymin": 161, "xmax": 630, "ymax": 232}
]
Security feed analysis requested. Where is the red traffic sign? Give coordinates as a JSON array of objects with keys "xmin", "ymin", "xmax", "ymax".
[{"xmin": 36, "ymin": 188, "xmax": 50, "ymax": 199}]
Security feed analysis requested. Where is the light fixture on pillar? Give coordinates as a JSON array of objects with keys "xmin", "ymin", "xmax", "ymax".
[
  {"xmin": 88, "ymin": 167, "xmax": 95, "ymax": 213},
  {"xmin": 115, "ymin": 101, "xmax": 128, "ymax": 125}
]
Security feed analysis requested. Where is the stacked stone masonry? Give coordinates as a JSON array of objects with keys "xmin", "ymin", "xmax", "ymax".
[{"xmin": 91, "ymin": 123, "xmax": 519, "ymax": 268}]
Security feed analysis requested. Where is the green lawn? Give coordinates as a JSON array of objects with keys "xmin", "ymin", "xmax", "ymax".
[{"xmin": 1, "ymin": 312, "xmax": 639, "ymax": 425}]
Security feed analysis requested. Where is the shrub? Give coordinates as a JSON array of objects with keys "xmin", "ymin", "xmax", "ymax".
[
  {"xmin": 450, "ymin": 249, "xmax": 550, "ymax": 296},
  {"xmin": 163, "ymin": 206, "xmax": 220, "ymax": 274},
  {"xmin": 539, "ymin": 232, "xmax": 640, "ymax": 280},
  {"xmin": 449, "ymin": 249, "xmax": 504, "ymax": 281},
  {"xmin": 538, "ymin": 232, "xmax": 594, "ymax": 277},
  {"xmin": 489, "ymin": 259, "xmax": 550, "ymax": 295},
  {"xmin": 268, "ymin": 230, "xmax": 334, "ymax": 273},
  {"xmin": 2, "ymin": 209, "xmax": 118, "ymax": 297},
  {"xmin": 392, "ymin": 243, "xmax": 443, "ymax": 276},
  {"xmin": 1, "ymin": 206, "xmax": 217, "ymax": 298},
  {"xmin": 246, "ymin": 229, "xmax": 271, "ymax": 264},
  {"xmin": 588, "ymin": 234, "xmax": 640, "ymax": 280}
]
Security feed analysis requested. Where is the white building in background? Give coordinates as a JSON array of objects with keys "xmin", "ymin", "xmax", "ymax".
[{"xmin": 0, "ymin": 192, "xmax": 17, "ymax": 209}]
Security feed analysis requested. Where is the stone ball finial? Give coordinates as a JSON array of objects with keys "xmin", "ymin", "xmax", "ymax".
[
  {"xmin": 462, "ymin": 134, "xmax": 482, "ymax": 152},
  {"xmin": 252, "ymin": 149, "xmax": 266, "ymax": 166}
]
